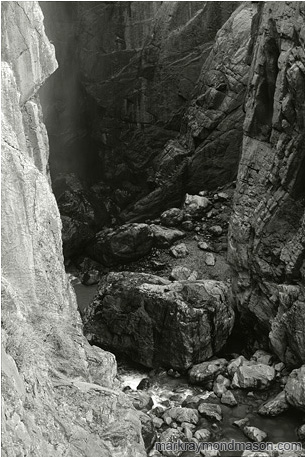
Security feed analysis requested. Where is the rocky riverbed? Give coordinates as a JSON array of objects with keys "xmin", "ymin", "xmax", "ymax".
[
  {"xmin": 71, "ymin": 182, "xmax": 305, "ymax": 457},
  {"xmin": 73, "ymin": 278, "xmax": 304, "ymax": 457}
]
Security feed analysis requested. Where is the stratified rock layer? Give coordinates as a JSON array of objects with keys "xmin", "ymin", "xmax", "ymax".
[
  {"xmin": 1, "ymin": 3, "xmax": 144, "ymax": 456},
  {"xmin": 83, "ymin": 272, "xmax": 235, "ymax": 371},
  {"xmin": 228, "ymin": 1, "xmax": 305, "ymax": 368}
]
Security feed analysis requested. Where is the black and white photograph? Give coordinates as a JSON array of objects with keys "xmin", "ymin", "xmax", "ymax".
[{"xmin": 1, "ymin": 1, "xmax": 305, "ymax": 456}]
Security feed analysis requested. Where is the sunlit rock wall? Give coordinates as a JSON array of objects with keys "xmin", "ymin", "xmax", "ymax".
[{"xmin": 1, "ymin": 2, "xmax": 144, "ymax": 456}]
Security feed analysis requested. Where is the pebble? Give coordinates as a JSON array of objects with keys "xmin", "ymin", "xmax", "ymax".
[
  {"xmin": 204, "ymin": 252, "xmax": 215, "ymax": 266},
  {"xmin": 217, "ymin": 192, "xmax": 229, "ymax": 200},
  {"xmin": 170, "ymin": 243, "xmax": 189, "ymax": 258},
  {"xmin": 233, "ymin": 417, "xmax": 249, "ymax": 429},
  {"xmin": 209, "ymin": 225, "xmax": 223, "ymax": 236},
  {"xmin": 198, "ymin": 241, "xmax": 210, "ymax": 251}
]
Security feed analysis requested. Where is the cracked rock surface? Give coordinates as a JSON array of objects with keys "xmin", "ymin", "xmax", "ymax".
[{"xmin": 1, "ymin": 3, "xmax": 145, "ymax": 456}]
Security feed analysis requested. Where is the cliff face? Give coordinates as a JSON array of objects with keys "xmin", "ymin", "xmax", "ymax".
[
  {"xmin": 228, "ymin": 1, "xmax": 305, "ymax": 368},
  {"xmin": 39, "ymin": 1, "xmax": 240, "ymax": 232},
  {"xmin": 121, "ymin": 2, "xmax": 256, "ymax": 223},
  {"xmin": 1, "ymin": 2, "xmax": 144, "ymax": 456}
]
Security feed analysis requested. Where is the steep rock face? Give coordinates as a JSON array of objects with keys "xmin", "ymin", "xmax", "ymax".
[
  {"xmin": 40, "ymin": 2, "xmax": 239, "ymax": 234},
  {"xmin": 83, "ymin": 272, "xmax": 235, "ymax": 371},
  {"xmin": 228, "ymin": 2, "xmax": 305, "ymax": 368},
  {"xmin": 183, "ymin": 3, "xmax": 256, "ymax": 192},
  {"xmin": 1, "ymin": 3, "xmax": 144, "ymax": 456},
  {"xmin": 120, "ymin": 2, "xmax": 255, "ymax": 222}
]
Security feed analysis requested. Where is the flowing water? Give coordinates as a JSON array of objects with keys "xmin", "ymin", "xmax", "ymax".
[{"xmin": 73, "ymin": 278, "xmax": 304, "ymax": 456}]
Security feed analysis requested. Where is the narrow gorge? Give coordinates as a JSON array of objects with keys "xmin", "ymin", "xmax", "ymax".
[{"xmin": 1, "ymin": 2, "xmax": 305, "ymax": 457}]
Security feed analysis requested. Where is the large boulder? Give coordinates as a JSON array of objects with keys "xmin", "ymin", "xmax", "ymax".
[
  {"xmin": 83, "ymin": 272, "xmax": 235, "ymax": 371},
  {"xmin": 86, "ymin": 223, "xmax": 154, "ymax": 266},
  {"xmin": 285, "ymin": 366, "xmax": 305, "ymax": 410}
]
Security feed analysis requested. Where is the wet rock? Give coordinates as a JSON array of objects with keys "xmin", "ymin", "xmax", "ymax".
[
  {"xmin": 204, "ymin": 253, "xmax": 215, "ymax": 266},
  {"xmin": 209, "ymin": 226, "xmax": 223, "ymax": 236},
  {"xmin": 151, "ymin": 225, "xmax": 185, "ymax": 248},
  {"xmin": 232, "ymin": 363, "xmax": 275, "ymax": 390},
  {"xmin": 285, "ymin": 366, "xmax": 305, "ymax": 410},
  {"xmin": 213, "ymin": 375, "xmax": 230, "ymax": 397},
  {"xmin": 233, "ymin": 417, "xmax": 249, "ymax": 429},
  {"xmin": 251, "ymin": 350, "xmax": 273, "ymax": 366},
  {"xmin": 189, "ymin": 359, "xmax": 228, "ymax": 385},
  {"xmin": 87, "ymin": 223, "xmax": 154, "ymax": 266},
  {"xmin": 84, "ymin": 272, "xmax": 234, "ymax": 371},
  {"xmin": 170, "ymin": 266, "xmax": 197, "ymax": 281},
  {"xmin": 182, "ymin": 394, "xmax": 211, "ymax": 410},
  {"xmin": 194, "ymin": 428, "xmax": 211, "ymax": 441},
  {"xmin": 183, "ymin": 194, "xmax": 210, "ymax": 215},
  {"xmin": 160, "ymin": 208, "xmax": 184, "ymax": 227},
  {"xmin": 81, "ymin": 269, "xmax": 100, "ymax": 286},
  {"xmin": 137, "ymin": 378, "xmax": 151, "ymax": 390},
  {"xmin": 158, "ymin": 428, "xmax": 184, "ymax": 457},
  {"xmin": 163, "ymin": 407, "xmax": 199, "ymax": 425},
  {"xmin": 220, "ymin": 390, "xmax": 237, "ymax": 407},
  {"xmin": 258, "ymin": 391, "xmax": 289, "ymax": 416},
  {"xmin": 139, "ymin": 412, "xmax": 157, "ymax": 453},
  {"xmin": 198, "ymin": 403, "xmax": 222, "ymax": 422},
  {"xmin": 243, "ymin": 426, "xmax": 267, "ymax": 442},
  {"xmin": 128, "ymin": 391, "xmax": 154, "ymax": 412},
  {"xmin": 170, "ymin": 243, "xmax": 189, "ymax": 258}
]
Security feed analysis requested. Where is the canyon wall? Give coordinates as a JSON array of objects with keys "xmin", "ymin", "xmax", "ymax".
[
  {"xmin": 228, "ymin": 1, "xmax": 305, "ymax": 368},
  {"xmin": 122, "ymin": 2, "xmax": 256, "ymax": 222},
  {"xmin": 1, "ymin": 2, "xmax": 145, "ymax": 456},
  {"xmin": 39, "ymin": 1, "xmax": 241, "ymax": 238}
]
